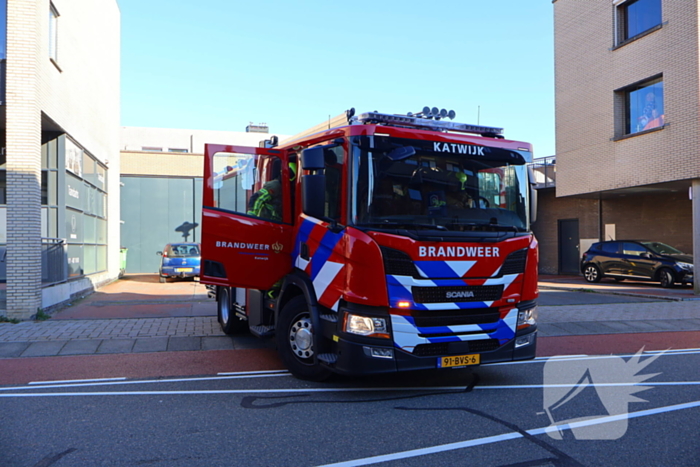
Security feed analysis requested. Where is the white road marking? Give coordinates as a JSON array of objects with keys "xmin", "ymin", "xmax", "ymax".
[
  {"xmin": 3, "ymin": 349, "xmax": 697, "ymax": 392},
  {"xmin": 217, "ymin": 370, "xmax": 289, "ymax": 376},
  {"xmin": 0, "ymin": 372, "xmax": 291, "ymax": 392},
  {"xmin": 490, "ymin": 348, "xmax": 700, "ymax": 366},
  {"xmin": 315, "ymin": 399, "xmax": 700, "ymax": 467},
  {"xmin": 29, "ymin": 377, "xmax": 127, "ymax": 385},
  {"xmin": 1, "ymin": 381, "xmax": 700, "ymax": 397}
]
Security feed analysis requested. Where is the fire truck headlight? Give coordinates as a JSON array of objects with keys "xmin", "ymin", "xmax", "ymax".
[
  {"xmin": 344, "ymin": 314, "xmax": 390, "ymax": 339},
  {"xmin": 517, "ymin": 307, "xmax": 538, "ymax": 330}
]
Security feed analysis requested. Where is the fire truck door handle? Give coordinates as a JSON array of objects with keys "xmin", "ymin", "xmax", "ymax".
[{"xmin": 301, "ymin": 242, "xmax": 309, "ymax": 260}]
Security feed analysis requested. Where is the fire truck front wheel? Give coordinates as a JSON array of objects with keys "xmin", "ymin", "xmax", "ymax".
[
  {"xmin": 276, "ymin": 296, "xmax": 332, "ymax": 382},
  {"xmin": 217, "ymin": 287, "xmax": 247, "ymax": 335}
]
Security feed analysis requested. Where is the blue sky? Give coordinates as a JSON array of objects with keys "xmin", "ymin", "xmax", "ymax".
[{"xmin": 119, "ymin": 1, "xmax": 555, "ymax": 157}]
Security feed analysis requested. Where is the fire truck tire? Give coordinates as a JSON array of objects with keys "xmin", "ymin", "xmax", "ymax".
[
  {"xmin": 218, "ymin": 286, "xmax": 247, "ymax": 335},
  {"xmin": 276, "ymin": 295, "xmax": 332, "ymax": 381}
]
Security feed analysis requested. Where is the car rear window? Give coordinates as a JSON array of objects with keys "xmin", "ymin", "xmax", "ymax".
[
  {"xmin": 600, "ymin": 242, "xmax": 619, "ymax": 254},
  {"xmin": 167, "ymin": 245, "xmax": 200, "ymax": 257}
]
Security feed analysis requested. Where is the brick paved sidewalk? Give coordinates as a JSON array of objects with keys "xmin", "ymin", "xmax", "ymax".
[
  {"xmin": 536, "ymin": 300, "xmax": 700, "ymax": 336},
  {"xmin": 1, "ymin": 274, "xmax": 698, "ymax": 359},
  {"xmin": 0, "ymin": 316, "xmax": 276, "ymax": 358},
  {"xmin": 1, "ymin": 300, "xmax": 699, "ymax": 358}
]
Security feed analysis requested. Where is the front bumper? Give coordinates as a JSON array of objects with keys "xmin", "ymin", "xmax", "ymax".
[
  {"xmin": 325, "ymin": 325, "xmax": 537, "ymax": 376},
  {"xmin": 677, "ymin": 270, "xmax": 694, "ymax": 284}
]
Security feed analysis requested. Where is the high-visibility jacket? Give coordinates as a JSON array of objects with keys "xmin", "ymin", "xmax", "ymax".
[{"xmin": 247, "ymin": 183, "xmax": 281, "ymax": 221}]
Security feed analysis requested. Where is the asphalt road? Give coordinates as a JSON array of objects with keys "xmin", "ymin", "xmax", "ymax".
[{"xmin": 1, "ymin": 350, "xmax": 698, "ymax": 467}]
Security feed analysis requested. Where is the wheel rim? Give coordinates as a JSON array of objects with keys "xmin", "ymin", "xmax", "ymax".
[
  {"xmin": 220, "ymin": 289, "xmax": 230, "ymax": 324},
  {"xmin": 661, "ymin": 271, "xmax": 671, "ymax": 287},
  {"xmin": 585, "ymin": 266, "xmax": 598, "ymax": 281},
  {"xmin": 288, "ymin": 313, "xmax": 314, "ymax": 361}
]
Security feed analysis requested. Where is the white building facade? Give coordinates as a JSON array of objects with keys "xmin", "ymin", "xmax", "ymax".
[{"xmin": 1, "ymin": 0, "xmax": 120, "ymax": 319}]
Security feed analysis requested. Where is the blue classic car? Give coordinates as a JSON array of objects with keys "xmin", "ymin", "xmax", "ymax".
[{"xmin": 158, "ymin": 243, "xmax": 201, "ymax": 283}]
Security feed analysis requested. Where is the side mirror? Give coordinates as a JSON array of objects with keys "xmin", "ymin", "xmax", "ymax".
[
  {"xmin": 527, "ymin": 165, "xmax": 538, "ymax": 224},
  {"xmin": 301, "ymin": 147, "xmax": 325, "ymax": 171},
  {"xmin": 157, "ymin": 251, "xmax": 163, "ymax": 256},
  {"xmin": 302, "ymin": 174, "xmax": 325, "ymax": 219}
]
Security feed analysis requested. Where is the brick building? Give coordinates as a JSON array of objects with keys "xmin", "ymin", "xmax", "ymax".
[
  {"xmin": 536, "ymin": 0, "xmax": 698, "ymax": 284},
  {"xmin": 0, "ymin": 0, "xmax": 120, "ymax": 319}
]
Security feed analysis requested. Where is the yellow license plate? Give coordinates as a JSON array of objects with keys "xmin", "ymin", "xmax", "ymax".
[
  {"xmin": 175, "ymin": 268, "xmax": 193, "ymax": 272},
  {"xmin": 438, "ymin": 354, "xmax": 480, "ymax": 368}
]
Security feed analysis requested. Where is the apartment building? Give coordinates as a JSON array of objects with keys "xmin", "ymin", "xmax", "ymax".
[
  {"xmin": 537, "ymin": 0, "xmax": 698, "ymax": 284},
  {"xmin": 120, "ymin": 126, "xmax": 286, "ymax": 274},
  {"xmin": 0, "ymin": 0, "xmax": 120, "ymax": 319}
]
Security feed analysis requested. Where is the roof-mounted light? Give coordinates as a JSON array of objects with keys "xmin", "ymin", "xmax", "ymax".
[
  {"xmin": 409, "ymin": 106, "xmax": 457, "ymax": 121},
  {"xmin": 351, "ymin": 110, "xmax": 504, "ymax": 137}
]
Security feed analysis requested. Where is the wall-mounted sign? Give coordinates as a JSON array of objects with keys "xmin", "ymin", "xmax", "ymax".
[{"xmin": 65, "ymin": 173, "xmax": 83, "ymax": 211}]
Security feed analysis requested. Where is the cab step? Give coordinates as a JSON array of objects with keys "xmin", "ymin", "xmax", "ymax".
[
  {"xmin": 249, "ymin": 325, "xmax": 275, "ymax": 338},
  {"xmin": 317, "ymin": 353, "xmax": 338, "ymax": 364}
]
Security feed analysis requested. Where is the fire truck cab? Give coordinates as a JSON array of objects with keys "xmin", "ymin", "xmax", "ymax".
[{"xmin": 201, "ymin": 108, "xmax": 539, "ymax": 380}]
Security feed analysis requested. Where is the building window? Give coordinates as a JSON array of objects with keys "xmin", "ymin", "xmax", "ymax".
[
  {"xmin": 49, "ymin": 3, "xmax": 59, "ymax": 62},
  {"xmin": 617, "ymin": 0, "xmax": 662, "ymax": 43},
  {"xmin": 168, "ymin": 148, "xmax": 189, "ymax": 153},
  {"xmin": 616, "ymin": 76, "xmax": 665, "ymax": 137},
  {"xmin": 0, "ymin": 0, "xmax": 7, "ymax": 60},
  {"xmin": 623, "ymin": 77, "xmax": 664, "ymax": 135},
  {"xmin": 141, "ymin": 147, "xmax": 163, "ymax": 152}
]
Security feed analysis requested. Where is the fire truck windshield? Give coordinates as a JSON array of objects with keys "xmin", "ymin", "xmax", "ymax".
[{"xmin": 350, "ymin": 136, "xmax": 530, "ymax": 233}]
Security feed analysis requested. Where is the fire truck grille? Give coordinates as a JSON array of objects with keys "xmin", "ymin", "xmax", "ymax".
[
  {"xmin": 411, "ymin": 309, "xmax": 500, "ymax": 327},
  {"xmin": 412, "ymin": 339, "xmax": 501, "ymax": 356},
  {"xmin": 500, "ymin": 248, "xmax": 528, "ymax": 275},
  {"xmin": 381, "ymin": 247, "xmax": 420, "ymax": 278},
  {"xmin": 412, "ymin": 285, "xmax": 503, "ymax": 303}
]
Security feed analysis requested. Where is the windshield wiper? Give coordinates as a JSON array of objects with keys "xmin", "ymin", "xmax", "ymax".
[
  {"xmin": 450, "ymin": 222, "xmax": 521, "ymax": 232},
  {"xmin": 356, "ymin": 221, "xmax": 448, "ymax": 231}
]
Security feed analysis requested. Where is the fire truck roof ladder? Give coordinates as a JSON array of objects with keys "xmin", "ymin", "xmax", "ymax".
[{"xmin": 350, "ymin": 106, "xmax": 504, "ymax": 138}]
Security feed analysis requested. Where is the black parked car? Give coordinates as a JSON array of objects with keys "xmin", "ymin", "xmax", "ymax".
[{"xmin": 580, "ymin": 240, "xmax": 693, "ymax": 288}]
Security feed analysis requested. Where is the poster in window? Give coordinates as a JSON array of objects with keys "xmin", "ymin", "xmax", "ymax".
[
  {"xmin": 65, "ymin": 138, "xmax": 83, "ymax": 177},
  {"xmin": 631, "ymin": 81, "xmax": 664, "ymax": 134}
]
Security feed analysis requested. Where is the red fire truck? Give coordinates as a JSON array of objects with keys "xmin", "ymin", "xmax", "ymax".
[{"xmin": 201, "ymin": 107, "xmax": 538, "ymax": 380}]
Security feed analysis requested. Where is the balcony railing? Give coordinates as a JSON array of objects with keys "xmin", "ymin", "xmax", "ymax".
[
  {"xmin": 0, "ymin": 238, "xmax": 69, "ymax": 285},
  {"xmin": 529, "ymin": 156, "xmax": 556, "ymax": 189}
]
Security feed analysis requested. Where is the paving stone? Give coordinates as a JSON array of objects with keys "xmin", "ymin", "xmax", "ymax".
[
  {"xmin": 132, "ymin": 337, "xmax": 169, "ymax": 353},
  {"xmin": 0, "ymin": 342, "xmax": 30, "ymax": 358},
  {"xmin": 96, "ymin": 339, "xmax": 135, "ymax": 354},
  {"xmin": 201, "ymin": 336, "xmax": 235, "ymax": 351},
  {"xmin": 59, "ymin": 340, "xmax": 102, "ymax": 355},
  {"xmin": 580, "ymin": 322, "xmax": 629, "ymax": 334},
  {"xmin": 21, "ymin": 341, "xmax": 67, "ymax": 357},
  {"xmin": 600, "ymin": 321, "xmax": 639, "ymax": 332},
  {"xmin": 623, "ymin": 320, "xmax": 664, "ymax": 332},
  {"xmin": 167, "ymin": 337, "xmax": 201, "ymax": 351},
  {"xmin": 232, "ymin": 335, "xmax": 276, "ymax": 350},
  {"xmin": 641, "ymin": 319, "xmax": 678, "ymax": 331}
]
